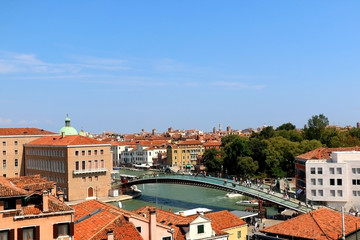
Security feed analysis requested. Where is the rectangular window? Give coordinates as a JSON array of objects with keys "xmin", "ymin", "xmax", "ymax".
[
  {"xmin": 330, "ymin": 190, "xmax": 335, "ymax": 197},
  {"xmin": 15, "ymin": 159, "xmax": 18, "ymax": 168},
  {"xmin": 94, "ymin": 150, "xmax": 98, "ymax": 155},
  {"xmin": 58, "ymin": 223, "xmax": 69, "ymax": 236},
  {"xmin": 22, "ymin": 227, "xmax": 37, "ymax": 240},
  {"xmin": 88, "ymin": 160, "xmax": 91, "ymax": 170},
  {"xmin": 75, "ymin": 161, "xmax": 79, "ymax": 171},
  {"xmin": 0, "ymin": 229, "xmax": 12, "ymax": 239},
  {"xmin": 330, "ymin": 179, "xmax": 335, "ymax": 185},
  {"xmin": 353, "ymin": 191, "xmax": 357, "ymax": 196},
  {"xmin": 357, "ymin": 168, "xmax": 360, "ymax": 174},
  {"xmin": 2, "ymin": 151, "xmax": 6, "ymax": 156},
  {"xmin": 82, "ymin": 151, "xmax": 85, "ymax": 156},
  {"xmin": 338, "ymin": 190, "xmax": 343, "ymax": 197},
  {"xmin": 100, "ymin": 160, "xmax": 104, "ymax": 168},
  {"xmin": 353, "ymin": 168, "xmax": 356, "ymax": 174},
  {"xmin": 75, "ymin": 151, "xmax": 79, "ymax": 156},
  {"xmin": 357, "ymin": 179, "xmax": 360, "ymax": 185},
  {"xmin": 95, "ymin": 176, "xmax": 98, "ymax": 181},
  {"xmin": 311, "ymin": 190, "xmax": 316, "ymax": 196},
  {"xmin": 310, "ymin": 168, "xmax": 315, "ymax": 174},
  {"xmin": 337, "ymin": 168, "xmax": 342, "ymax": 174},
  {"xmin": 81, "ymin": 161, "xmax": 85, "ymax": 170},
  {"xmin": 94, "ymin": 160, "xmax": 98, "ymax": 168},
  {"xmin": 2, "ymin": 160, "xmax": 6, "ymax": 170},
  {"xmin": 318, "ymin": 168, "xmax": 323, "ymax": 174},
  {"xmin": 318, "ymin": 189, "xmax": 323, "ymax": 196},
  {"xmin": 15, "ymin": 150, "xmax": 18, "ymax": 155},
  {"xmin": 318, "ymin": 179, "xmax": 323, "ymax": 185},
  {"xmin": 2, "ymin": 141, "xmax": 5, "ymax": 146},
  {"xmin": 197, "ymin": 225, "xmax": 204, "ymax": 234},
  {"xmin": 88, "ymin": 150, "xmax": 91, "ymax": 156},
  {"xmin": 82, "ymin": 177, "xmax": 86, "ymax": 182},
  {"xmin": 162, "ymin": 237, "xmax": 171, "ymax": 240},
  {"xmin": 14, "ymin": 141, "xmax": 18, "ymax": 146},
  {"xmin": 311, "ymin": 179, "xmax": 316, "ymax": 185},
  {"xmin": 337, "ymin": 179, "xmax": 342, "ymax": 186},
  {"xmin": 100, "ymin": 149, "xmax": 104, "ymax": 155},
  {"xmin": 329, "ymin": 168, "xmax": 334, "ymax": 174},
  {"xmin": 355, "ymin": 179, "xmax": 359, "ymax": 185},
  {"xmin": 89, "ymin": 177, "xmax": 92, "ymax": 182},
  {"xmin": 237, "ymin": 230, "xmax": 241, "ymax": 239},
  {"xmin": 357, "ymin": 191, "xmax": 360, "ymax": 196}
]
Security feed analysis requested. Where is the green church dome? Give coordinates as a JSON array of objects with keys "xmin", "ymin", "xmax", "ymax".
[{"xmin": 59, "ymin": 115, "xmax": 78, "ymax": 135}]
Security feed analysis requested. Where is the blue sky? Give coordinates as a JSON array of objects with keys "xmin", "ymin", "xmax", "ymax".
[{"xmin": 1, "ymin": 1, "xmax": 360, "ymax": 134}]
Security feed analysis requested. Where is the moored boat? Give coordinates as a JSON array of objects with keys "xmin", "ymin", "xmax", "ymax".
[{"xmin": 235, "ymin": 200, "xmax": 259, "ymax": 207}]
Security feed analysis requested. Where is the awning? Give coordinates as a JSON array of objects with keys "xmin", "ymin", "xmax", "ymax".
[{"xmin": 296, "ymin": 189, "xmax": 303, "ymax": 195}]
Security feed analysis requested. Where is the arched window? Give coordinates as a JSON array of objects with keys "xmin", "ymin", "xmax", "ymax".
[{"xmin": 88, "ymin": 187, "xmax": 94, "ymax": 198}]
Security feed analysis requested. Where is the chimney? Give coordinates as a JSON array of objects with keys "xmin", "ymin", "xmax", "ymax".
[
  {"xmin": 149, "ymin": 209, "xmax": 157, "ymax": 240},
  {"xmin": 42, "ymin": 190, "xmax": 49, "ymax": 212},
  {"xmin": 106, "ymin": 229, "xmax": 114, "ymax": 240},
  {"xmin": 57, "ymin": 190, "xmax": 64, "ymax": 202},
  {"xmin": 61, "ymin": 132, "xmax": 65, "ymax": 138}
]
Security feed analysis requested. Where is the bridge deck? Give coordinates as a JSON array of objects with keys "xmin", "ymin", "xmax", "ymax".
[{"xmin": 116, "ymin": 174, "xmax": 315, "ymax": 213}]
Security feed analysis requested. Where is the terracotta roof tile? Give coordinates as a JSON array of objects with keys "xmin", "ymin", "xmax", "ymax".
[
  {"xmin": 261, "ymin": 208, "xmax": 360, "ymax": 240},
  {"xmin": 297, "ymin": 147, "xmax": 360, "ymax": 160},
  {"xmin": 26, "ymin": 135, "xmax": 109, "ymax": 146},
  {"xmin": 8, "ymin": 175, "xmax": 55, "ymax": 191},
  {"xmin": 0, "ymin": 177, "xmax": 28, "ymax": 197},
  {"xmin": 205, "ymin": 210, "xmax": 247, "ymax": 230},
  {"xmin": 0, "ymin": 128, "xmax": 55, "ymax": 136}
]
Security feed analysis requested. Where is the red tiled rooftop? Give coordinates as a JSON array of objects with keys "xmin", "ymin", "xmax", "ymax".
[
  {"xmin": 9, "ymin": 175, "xmax": 55, "ymax": 191},
  {"xmin": 26, "ymin": 135, "xmax": 109, "ymax": 146},
  {"xmin": 297, "ymin": 147, "xmax": 360, "ymax": 160},
  {"xmin": 0, "ymin": 128, "xmax": 55, "ymax": 136},
  {"xmin": 205, "ymin": 210, "xmax": 247, "ymax": 230},
  {"xmin": 0, "ymin": 177, "xmax": 28, "ymax": 197},
  {"xmin": 176, "ymin": 140, "xmax": 202, "ymax": 146},
  {"xmin": 261, "ymin": 208, "xmax": 360, "ymax": 240}
]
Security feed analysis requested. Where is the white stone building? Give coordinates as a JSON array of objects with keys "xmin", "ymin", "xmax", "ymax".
[
  {"xmin": 306, "ymin": 151, "xmax": 360, "ymax": 210},
  {"xmin": 120, "ymin": 144, "xmax": 167, "ymax": 166}
]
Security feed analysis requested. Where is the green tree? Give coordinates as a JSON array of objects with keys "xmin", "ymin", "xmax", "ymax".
[
  {"xmin": 202, "ymin": 148, "xmax": 222, "ymax": 173},
  {"xmin": 237, "ymin": 156, "xmax": 258, "ymax": 178},
  {"xmin": 298, "ymin": 139, "xmax": 323, "ymax": 153},
  {"xmin": 248, "ymin": 138, "xmax": 267, "ymax": 173},
  {"xmin": 223, "ymin": 137, "xmax": 251, "ymax": 175},
  {"xmin": 221, "ymin": 135, "xmax": 241, "ymax": 147},
  {"xmin": 259, "ymin": 126, "xmax": 275, "ymax": 139},
  {"xmin": 275, "ymin": 130, "xmax": 303, "ymax": 142},
  {"xmin": 320, "ymin": 127, "xmax": 342, "ymax": 147},
  {"xmin": 276, "ymin": 122, "xmax": 296, "ymax": 131},
  {"xmin": 304, "ymin": 114, "xmax": 329, "ymax": 140}
]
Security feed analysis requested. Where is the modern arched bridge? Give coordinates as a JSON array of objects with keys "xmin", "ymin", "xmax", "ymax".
[{"xmin": 114, "ymin": 174, "xmax": 313, "ymax": 213}]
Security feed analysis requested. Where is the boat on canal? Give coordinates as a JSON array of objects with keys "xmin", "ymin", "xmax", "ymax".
[{"xmin": 235, "ymin": 200, "xmax": 259, "ymax": 207}]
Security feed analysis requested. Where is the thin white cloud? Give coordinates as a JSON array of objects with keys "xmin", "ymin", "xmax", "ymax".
[
  {"xmin": 212, "ymin": 81, "xmax": 266, "ymax": 90},
  {"xmin": 0, "ymin": 117, "xmax": 12, "ymax": 125}
]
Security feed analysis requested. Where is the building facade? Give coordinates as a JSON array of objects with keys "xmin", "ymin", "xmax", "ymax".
[
  {"xmin": 0, "ymin": 128, "xmax": 56, "ymax": 178},
  {"xmin": 167, "ymin": 140, "xmax": 205, "ymax": 170},
  {"xmin": 24, "ymin": 135, "xmax": 112, "ymax": 201}
]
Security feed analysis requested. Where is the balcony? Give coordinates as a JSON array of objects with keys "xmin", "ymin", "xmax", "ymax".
[{"xmin": 73, "ymin": 168, "xmax": 108, "ymax": 175}]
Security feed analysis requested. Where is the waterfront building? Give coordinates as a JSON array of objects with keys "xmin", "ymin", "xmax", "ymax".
[
  {"xmin": 0, "ymin": 175, "xmax": 74, "ymax": 239},
  {"xmin": 295, "ymin": 147, "xmax": 360, "ymax": 200},
  {"xmin": 203, "ymin": 141, "xmax": 221, "ymax": 150},
  {"xmin": 111, "ymin": 141, "xmax": 137, "ymax": 167},
  {"xmin": 167, "ymin": 140, "xmax": 205, "ymax": 170},
  {"xmin": 24, "ymin": 134, "xmax": 112, "ymax": 201},
  {"xmin": 0, "ymin": 128, "xmax": 56, "ymax": 178},
  {"xmin": 258, "ymin": 208, "xmax": 360, "ymax": 240},
  {"xmin": 120, "ymin": 144, "xmax": 167, "ymax": 167},
  {"xmin": 73, "ymin": 200, "xmax": 173, "ymax": 240}
]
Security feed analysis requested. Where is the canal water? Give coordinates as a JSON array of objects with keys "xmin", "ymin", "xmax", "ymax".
[{"xmin": 112, "ymin": 169, "xmax": 279, "ymax": 216}]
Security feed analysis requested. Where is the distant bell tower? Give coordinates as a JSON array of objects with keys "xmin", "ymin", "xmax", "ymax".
[{"xmin": 219, "ymin": 123, "xmax": 222, "ymax": 131}]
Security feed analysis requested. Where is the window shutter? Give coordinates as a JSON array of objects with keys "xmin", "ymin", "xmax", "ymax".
[
  {"xmin": 17, "ymin": 228, "xmax": 23, "ymax": 240},
  {"xmin": 35, "ymin": 226, "xmax": 40, "ymax": 240},
  {"xmin": 53, "ymin": 224, "xmax": 59, "ymax": 239},
  {"xmin": 69, "ymin": 222, "xmax": 74, "ymax": 236},
  {"xmin": 9, "ymin": 229, "xmax": 14, "ymax": 240}
]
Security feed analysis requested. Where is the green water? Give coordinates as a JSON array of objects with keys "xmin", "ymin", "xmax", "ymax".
[{"xmin": 112, "ymin": 169, "xmax": 279, "ymax": 216}]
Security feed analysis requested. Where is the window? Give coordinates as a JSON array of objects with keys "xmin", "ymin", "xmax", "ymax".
[
  {"xmin": 75, "ymin": 161, "xmax": 79, "ymax": 171},
  {"xmin": 21, "ymin": 226, "xmax": 39, "ymax": 240},
  {"xmin": 94, "ymin": 150, "xmax": 98, "ymax": 155},
  {"xmin": 237, "ymin": 230, "xmax": 242, "ymax": 239},
  {"xmin": 182, "ymin": 150, "xmax": 185, "ymax": 153},
  {"xmin": 329, "ymin": 168, "xmax": 334, "ymax": 174},
  {"xmin": 100, "ymin": 160, "xmax": 104, "ymax": 168},
  {"xmin": 330, "ymin": 190, "xmax": 335, "ymax": 197},
  {"xmin": 75, "ymin": 151, "xmax": 79, "ymax": 156},
  {"xmin": 337, "ymin": 179, "xmax": 342, "ymax": 186},
  {"xmin": 318, "ymin": 179, "xmax": 323, "ymax": 185},
  {"xmin": 337, "ymin": 168, "xmax": 342, "ymax": 174},
  {"xmin": 311, "ymin": 190, "xmax": 316, "ymax": 196},
  {"xmin": 197, "ymin": 225, "xmax": 204, "ymax": 234},
  {"xmin": 82, "ymin": 151, "xmax": 85, "ymax": 156},
  {"xmin": 0, "ymin": 229, "xmax": 13, "ymax": 240},
  {"xmin": 357, "ymin": 168, "xmax": 360, "ymax": 174},
  {"xmin": 14, "ymin": 141, "xmax": 18, "ymax": 146},
  {"xmin": 358, "ymin": 179, "xmax": 360, "ymax": 185},
  {"xmin": 318, "ymin": 189, "xmax": 323, "ymax": 196},
  {"xmin": 58, "ymin": 223, "xmax": 70, "ymax": 236},
  {"xmin": 89, "ymin": 177, "xmax": 92, "ymax": 182},
  {"xmin": 100, "ymin": 149, "xmax": 104, "ymax": 155},
  {"xmin": 81, "ymin": 161, "xmax": 85, "ymax": 170},
  {"xmin": 94, "ymin": 160, "xmax": 98, "ymax": 168},
  {"xmin": 317, "ymin": 168, "xmax": 323, "ymax": 174},
  {"xmin": 338, "ymin": 190, "xmax": 343, "ymax": 197},
  {"xmin": 330, "ymin": 179, "xmax": 335, "ymax": 185},
  {"xmin": 353, "ymin": 168, "xmax": 356, "ymax": 174},
  {"xmin": 82, "ymin": 177, "xmax": 86, "ymax": 182},
  {"xmin": 353, "ymin": 191, "xmax": 357, "ymax": 196},
  {"xmin": 95, "ymin": 176, "xmax": 98, "ymax": 181},
  {"xmin": 2, "ymin": 141, "xmax": 5, "ymax": 146},
  {"xmin": 2, "ymin": 160, "xmax": 6, "ymax": 170},
  {"xmin": 15, "ymin": 159, "xmax": 18, "ymax": 168},
  {"xmin": 2, "ymin": 151, "xmax": 5, "ymax": 156},
  {"xmin": 174, "ymin": 150, "xmax": 177, "ymax": 154},
  {"xmin": 136, "ymin": 226, "xmax": 141, "ymax": 233},
  {"xmin": 14, "ymin": 150, "xmax": 18, "ymax": 155},
  {"xmin": 162, "ymin": 237, "xmax": 171, "ymax": 240},
  {"xmin": 311, "ymin": 179, "xmax": 316, "ymax": 185},
  {"xmin": 88, "ymin": 160, "xmax": 92, "ymax": 170},
  {"xmin": 310, "ymin": 168, "xmax": 315, "ymax": 174}
]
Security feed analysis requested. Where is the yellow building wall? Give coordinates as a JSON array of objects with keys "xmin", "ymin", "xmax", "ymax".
[{"xmin": 225, "ymin": 225, "xmax": 248, "ymax": 240}]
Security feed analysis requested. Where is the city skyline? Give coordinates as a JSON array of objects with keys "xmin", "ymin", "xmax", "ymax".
[{"xmin": 1, "ymin": 1, "xmax": 360, "ymax": 133}]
